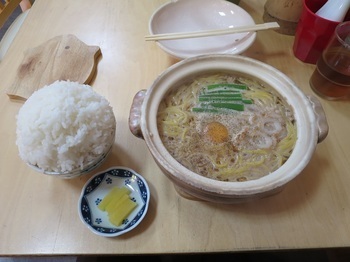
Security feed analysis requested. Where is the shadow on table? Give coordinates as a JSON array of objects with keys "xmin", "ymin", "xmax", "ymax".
[{"xmin": 74, "ymin": 247, "xmax": 350, "ymax": 262}]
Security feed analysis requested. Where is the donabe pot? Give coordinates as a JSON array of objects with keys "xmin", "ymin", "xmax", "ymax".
[{"xmin": 129, "ymin": 55, "xmax": 328, "ymax": 203}]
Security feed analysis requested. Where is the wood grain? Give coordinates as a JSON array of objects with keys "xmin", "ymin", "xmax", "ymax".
[{"xmin": 6, "ymin": 34, "xmax": 101, "ymax": 101}]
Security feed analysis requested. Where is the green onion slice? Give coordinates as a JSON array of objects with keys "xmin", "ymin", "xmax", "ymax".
[
  {"xmin": 210, "ymin": 103, "xmax": 245, "ymax": 111},
  {"xmin": 192, "ymin": 107, "xmax": 220, "ymax": 113},
  {"xmin": 207, "ymin": 83, "xmax": 247, "ymax": 90}
]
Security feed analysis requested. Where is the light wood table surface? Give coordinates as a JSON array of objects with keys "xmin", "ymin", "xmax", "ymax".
[{"xmin": 1, "ymin": 0, "xmax": 350, "ymax": 257}]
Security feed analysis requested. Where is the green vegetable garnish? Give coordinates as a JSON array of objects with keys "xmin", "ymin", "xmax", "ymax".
[
  {"xmin": 198, "ymin": 96, "xmax": 243, "ymax": 102},
  {"xmin": 199, "ymin": 93, "xmax": 242, "ymax": 98},
  {"xmin": 207, "ymin": 83, "xmax": 247, "ymax": 90},
  {"xmin": 192, "ymin": 82, "xmax": 252, "ymax": 113},
  {"xmin": 205, "ymin": 90, "xmax": 241, "ymax": 94},
  {"xmin": 210, "ymin": 102, "xmax": 245, "ymax": 111},
  {"xmin": 192, "ymin": 107, "xmax": 220, "ymax": 113},
  {"xmin": 242, "ymin": 99, "xmax": 253, "ymax": 104}
]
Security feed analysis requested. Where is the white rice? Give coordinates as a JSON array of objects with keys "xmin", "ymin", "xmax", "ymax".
[{"xmin": 16, "ymin": 81, "xmax": 116, "ymax": 173}]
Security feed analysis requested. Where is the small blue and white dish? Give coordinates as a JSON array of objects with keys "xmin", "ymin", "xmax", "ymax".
[{"xmin": 78, "ymin": 166, "xmax": 150, "ymax": 237}]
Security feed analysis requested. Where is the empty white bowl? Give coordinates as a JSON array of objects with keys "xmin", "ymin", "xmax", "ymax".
[{"xmin": 149, "ymin": 0, "xmax": 256, "ymax": 59}]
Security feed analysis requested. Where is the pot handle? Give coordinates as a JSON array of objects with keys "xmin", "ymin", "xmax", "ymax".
[
  {"xmin": 307, "ymin": 95, "xmax": 329, "ymax": 143},
  {"xmin": 129, "ymin": 89, "xmax": 147, "ymax": 139}
]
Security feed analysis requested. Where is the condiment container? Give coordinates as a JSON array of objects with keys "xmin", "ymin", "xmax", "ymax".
[
  {"xmin": 263, "ymin": 0, "xmax": 303, "ymax": 35},
  {"xmin": 293, "ymin": 0, "xmax": 343, "ymax": 64},
  {"xmin": 316, "ymin": 0, "xmax": 350, "ymax": 22}
]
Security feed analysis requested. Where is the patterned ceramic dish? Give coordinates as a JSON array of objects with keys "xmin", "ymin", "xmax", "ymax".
[
  {"xmin": 149, "ymin": 0, "xmax": 256, "ymax": 59},
  {"xmin": 78, "ymin": 167, "xmax": 150, "ymax": 237}
]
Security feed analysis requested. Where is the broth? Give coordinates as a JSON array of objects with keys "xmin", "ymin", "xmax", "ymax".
[{"xmin": 157, "ymin": 73, "xmax": 297, "ymax": 182}]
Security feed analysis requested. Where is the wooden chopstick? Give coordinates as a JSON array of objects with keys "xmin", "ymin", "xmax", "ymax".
[{"xmin": 145, "ymin": 22, "xmax": 279, "ymax": 41}]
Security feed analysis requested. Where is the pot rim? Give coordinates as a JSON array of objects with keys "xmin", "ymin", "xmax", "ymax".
[{"xmin": 141, "ymin": 54, "xmax": 317, "ymax": 196}]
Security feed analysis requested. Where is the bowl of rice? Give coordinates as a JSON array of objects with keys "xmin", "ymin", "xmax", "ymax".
[{"xmin": 16, "ymin": 81, "xmax": 116, "ymax": 179}]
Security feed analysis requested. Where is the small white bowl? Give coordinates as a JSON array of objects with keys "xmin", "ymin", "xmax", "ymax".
[
  {"xmin": 78, "ymin": 167, "xmax": 150, "ymax": 237},
  {"xmin": 149, "ymin": 0, "xmax": 256, "ymax": 59}
]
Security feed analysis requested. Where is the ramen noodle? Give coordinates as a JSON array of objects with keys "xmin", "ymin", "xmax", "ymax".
[{"xmin": 157, "ymin": 73, "xmax": 297, "ymax": 182}]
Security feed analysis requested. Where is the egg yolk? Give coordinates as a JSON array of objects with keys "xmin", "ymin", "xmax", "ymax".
[{"xmin": 204, "ymin": 122, "xmax": 229, "ymax": 143}]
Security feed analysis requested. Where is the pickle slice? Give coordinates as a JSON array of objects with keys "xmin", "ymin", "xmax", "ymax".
[{"xmin": 98, "ymin": 186, "xmax": 130, "ymax": 211}]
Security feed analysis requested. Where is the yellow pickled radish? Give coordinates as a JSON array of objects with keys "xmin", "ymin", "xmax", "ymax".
[
  {"xmin": 98, "ymin": 186, "xmax": 138, "ymax": 226},
  {"xmin": 98, "ymin": 186, "xmax": 130, "ymax": 211},
  {"xmin": 105, "ymin": 187, "xmax": 131, "ymax": 213},
  {"xmin": 109, "ymin": 198, "xmax": 137, "ymax": 226},
  {"xmin": 105, "ymin": 193, "xmax": 129, "ymax": 214}
]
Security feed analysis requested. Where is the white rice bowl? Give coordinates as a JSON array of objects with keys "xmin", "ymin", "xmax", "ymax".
[{"xmin": 16, "ymin": 81, "xmax": 116, "ymax": 177}]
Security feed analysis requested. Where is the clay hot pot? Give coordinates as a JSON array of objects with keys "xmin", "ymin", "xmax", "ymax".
[{"xmin": 129, "ymin": 55, "xmax": 328, "ymax": 203}]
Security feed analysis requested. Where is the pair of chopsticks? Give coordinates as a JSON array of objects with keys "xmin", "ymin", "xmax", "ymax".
[{"xmin": 145, "ymin": 22, "xmax": 279, "ymax": 41}]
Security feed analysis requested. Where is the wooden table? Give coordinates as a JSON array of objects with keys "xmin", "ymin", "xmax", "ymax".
[{"xmin": 1, "ymin": 0, "xmax": 350, "ymax": 257}]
